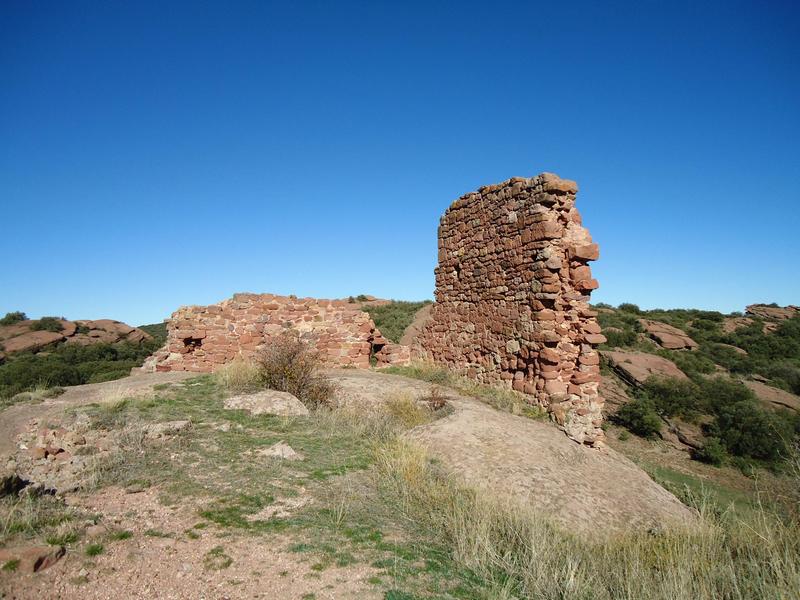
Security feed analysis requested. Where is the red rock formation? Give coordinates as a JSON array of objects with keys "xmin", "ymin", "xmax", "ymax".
[
  {"xmin": 144, "ymin": 293, "xmax": 409, "ymax": 372},
  {"xmin": 416, "ymin": 173, "xmax": 605, "ymax": 446}
]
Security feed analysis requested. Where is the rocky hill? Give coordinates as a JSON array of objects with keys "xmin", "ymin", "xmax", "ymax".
[
  {"xmin": 0, "ymin": 312, "xmax": 163, "ymax": 400},
  {"xmin": 592, "ymin": 302, "xmax": 800, "ymax": 466},
  {"xmin": 0, "ymin": 313, "xmax": 152, "ymax": 360}
]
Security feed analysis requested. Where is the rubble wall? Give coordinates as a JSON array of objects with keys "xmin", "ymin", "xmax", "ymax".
[
  {"xmin": 417, "ymin": 173, "xmax": 606, "ymax": 445},
  {"xmin": 145, "ymin": 293, "xmax": 410, "ymax": 372}
]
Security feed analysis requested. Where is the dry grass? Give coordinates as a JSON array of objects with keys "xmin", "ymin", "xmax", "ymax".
[
  {"xmin": 371, "ymin": 434, "xmax": 800, "ymax": 599},
  {"xmin": 383, "ymin": 361, "xmax": 546, "ymax": 419},
  {"xmin": 384, "ymin": 392, "xmax": 434, "ymax": 428},
  {"xmin": 213, "ymin": 358, "xmax": 261, "ymax": 392}
]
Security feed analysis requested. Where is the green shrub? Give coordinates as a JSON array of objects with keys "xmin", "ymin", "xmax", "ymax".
[
  {"xmin": 692, "ymin": 438, "xmax": 727, "ymax": 466},
  {"xmin": 363, "ymin": 300, "xmax": 432, "ymax": 343},
  {"xmin": 0, "ymin": 311, "xmax": 26, "ymax": 326},
  {"xmin": 709, "ymin": 402, "xmax": 790, "ymax": 462},
  {"xmin": 614, "ymin": 400, "xmax": 662, "ymax": 438},
  {"xmin": 255, "ymin": 332, "xmax": 334, "ymax": 409},
  {"xmin": 603, "ymin": 328, "xmax": 638, "ymax": 348},
  {"xmin": 640, "ymin": 377, "xmax": 703, "ymax": 420},
  {"xmin": 30, "ymin": 317, "xmax": 64, "ymax": 332},
  {"xmin": 0, "ymin": 339, "xmax": 161, "ymax": 399},
  {"xmin": 617, "ymin": 303, "xmax": 642, "ymax": 314}
]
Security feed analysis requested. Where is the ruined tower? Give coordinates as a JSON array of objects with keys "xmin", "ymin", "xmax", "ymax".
[{"xmin": 417, "ymin": 173, "xmax": 606, "ymax": 446}]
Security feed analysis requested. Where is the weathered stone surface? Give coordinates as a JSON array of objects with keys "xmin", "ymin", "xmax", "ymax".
[
  {"xmin": 143, "ymin": 293, "xmax": 411, "ymax": 372},
  {"xmin": 599, "ymin": 375, "xmax": 631, "ymax": 415},
  {"xmin": 743, "ymin": 380, "xmax": 800, "ymax": 413},
  {"xmin": 256, "ymin": 441, "xmax": 303, "ymax": 461},
  {"xmin": 1, "ymin": 330, "xmax": 65, "ymax": 353},
  {"xmin": 601, "ymin": 350, "xmax": 688, "ymax": 386},
  {"xmin": 224, "ymin": 390, "xmax": 310, "ymax": 416},
  {"xmin": 416, "ymin": 173, "xmax": 605, "ymax": 446},
  {"xmin": 745, "ymin": 304, "xmax": 799, "ymax": 321},
  {"xmin": 0, "ymin": 545, "xmax": 66, "ymax": 573},
  {"xmin": 638, "ymin": 319, "xmax": 698, "ymax": 350}
]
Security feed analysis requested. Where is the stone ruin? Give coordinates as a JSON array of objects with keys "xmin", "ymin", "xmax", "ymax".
[
  {"xmin": 143, "ymin": 293, "xmax": 410, "ymax": 372},
  {"xmin": 416, "ymin": 173, "xmax": 606, "ymax": 446},
  {"xmin": 143, "ymin": 172, "xmax": 605, "ymax": 446}
]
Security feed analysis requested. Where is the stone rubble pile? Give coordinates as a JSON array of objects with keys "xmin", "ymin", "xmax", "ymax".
[{"xmin": 416, "ymin": 173, "xmax": 605, "ymax": 446}]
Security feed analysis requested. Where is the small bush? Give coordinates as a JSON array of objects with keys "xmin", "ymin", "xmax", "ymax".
[
  {"xmin": 29, "ymin": 317, "xmax": 64, "ymax": 332},
  {"xmin": 255, "ymin": 332, "xmax": 335, "ymax": 409},
  {"xmin": 692, "ymin": 438, "xmax": 727, "ymax": 466},
  {"xmin": 709, "ymin": 402, "xmax": 790, "ymax": 462},
  {"xmin": 214, "ymin": 358, "xmax": 260, "ymax": 392},
  {"xmin": 85, "ymin": 543, "xmax": 104, "ymax": 556},
  {"xmin": 614, "ymin": 400, "xmax": 662, "ymax": 438},
  {"xmin": 0, "ymin": 311, "xmax": 26, "ymax": 326},
  {"xmin": 617, "ymin": 303, "xmax": 642, "ymax": 314}
]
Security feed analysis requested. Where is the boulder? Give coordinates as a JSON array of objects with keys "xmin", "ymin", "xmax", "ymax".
[
  {"xmin": 224, "ymin": 390, "xmax": 309, "ymax": 416},
  {"xmin": 0, "ymin": 545, "xmax": 65, "ymax": 573},
  {"xmin": 256, "ymin": 441, "xmax": 303, "ymax": 461},
  {"xmin": 601, "ymin": 350, "xmax": 688, "ymax": 387},
  {"xmin": 599, "ymin": 375, "xmax": 631, "ymax": 415},
  {"xmin": 743, "ymin": 380, "xmax": 800, "ymax": 413},
  {"xmin": 638, "ymin": 319, "xmax": 698, "ymax": 350},
  {"xmin": 2, "ymin": 330, "xmax": 65, "ymax": 353}
]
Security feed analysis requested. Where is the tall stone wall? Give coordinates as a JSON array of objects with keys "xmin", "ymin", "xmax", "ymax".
[
  {"xmin": 417, "ymin": 173, "xmax": 606, "ymax": 446},
  {"xmin": 144, "ymin": 293, "xmax": 410, "ymax": 372}
]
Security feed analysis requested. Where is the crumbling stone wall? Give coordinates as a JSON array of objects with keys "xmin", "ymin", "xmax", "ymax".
[
  {"xmin": 417, "ymin": 173, "xmax": 606, "ymax": 446},
  {"xmin": 144, "ymin": 293, "xmax": 410, "ymax": 372}
]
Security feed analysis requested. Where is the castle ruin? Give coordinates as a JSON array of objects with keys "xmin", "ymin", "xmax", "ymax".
[
  {"xmin": 416, "ymin": 173, "xmax": 606, "ymax": 446},
  {"xmin": 144, "ymin": 293, "xmax": 410, "ymax": 372}
]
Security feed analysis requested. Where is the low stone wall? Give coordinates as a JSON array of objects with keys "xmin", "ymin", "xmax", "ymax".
[
  {"xmin": 416, "ymin": 173, "xmax": 606, "ymax": 446},
  {"xmin": 144, "ymin": 293, "xmax": 409, "ymax": 372}
]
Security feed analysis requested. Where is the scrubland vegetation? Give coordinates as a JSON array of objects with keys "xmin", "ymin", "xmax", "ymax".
[
  {"xmin": 598, "ymin": 304, "xmax": 800, "ymax": 471},
  {"xmin": 362, "ymin": 300, "xmax": 432, "ymax": 343}
]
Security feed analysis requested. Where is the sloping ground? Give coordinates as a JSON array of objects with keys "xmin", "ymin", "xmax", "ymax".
[
  {"xmin": 331, "ymin": 370, "xmax": 696, "ymax": 535},
  {"xmin": 0, "ymin": 371, "xmax": 194, "ymax": 457},
  {"xmin": 399, "ymin": 302, "xmax": 433, "ymax": 346}
]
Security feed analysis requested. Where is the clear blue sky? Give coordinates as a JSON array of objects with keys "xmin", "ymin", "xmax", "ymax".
[{"xmin": 2, "ymin": 1, "xmax": 798, "ymax": 326}]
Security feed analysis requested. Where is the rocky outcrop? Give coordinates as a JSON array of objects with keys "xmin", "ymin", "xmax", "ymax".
[
  {"xmin": 638, "ymin": 319, "xmax": 698, "ymax": 350},
  {"xmin": 144, "ymin": 293, "xmax": 410, "ymax": 373},
  {"xmin": 0, "ymin": 318, "xmax": 151, "ymax": 360},
  {"xmin": 746, "ymin": 304, "xmax": 799, "ymax": 321},
  {"xmin": 417, "ymin": 173, "xmax": 605, "ymax": 446},
  {"xmin": 601, "ymin": 350, "xmax": 688, "ymax": 387},
  {"xmin": 743, "ymin": 380, "xmax": 800, "ymax": 413},
  {"xmin": 599, "ymin": 375, "xmax": 632, "ymax": 415}
]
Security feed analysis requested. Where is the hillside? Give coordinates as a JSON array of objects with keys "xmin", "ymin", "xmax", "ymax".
[
  {"xmin": 0, "ymin": 312, "xmax": 165, "ymax": 401},
  {"xmin": 593, "ymin": 302, "xmax": 800, "ymax": 472}
]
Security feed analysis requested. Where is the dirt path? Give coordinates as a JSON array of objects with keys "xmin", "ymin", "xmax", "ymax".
[{"xmin": 0, "ymin": 371, "xmax": 194, "ymax": 457}]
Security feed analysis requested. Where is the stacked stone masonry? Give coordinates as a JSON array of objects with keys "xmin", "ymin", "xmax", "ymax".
[
  {"xmin": 144, "ymin": 293, "xmax": 410, "ymax": 372},
  {"xmin": 417, "ymin": 173, "xmax": 606, "ymax": 446}
]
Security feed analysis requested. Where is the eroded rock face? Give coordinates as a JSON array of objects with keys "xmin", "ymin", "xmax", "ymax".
[
  {"xmin": 746, "ymin": 304, "xmax": 799, "ymax": 321},
  {"xmin": 638, "ymin": 319, "xmax": 698, "ymax": 350},
  {"xmin": 601, "ymin": 350, "xmax": 688, "ymax": 387},
  {"xmin": 144, "ymin": 293, "xmax": 410, "ymax": 373},
  {"xmin": 417, "ymin": 173, "xmax": 605, "ymax": 446}
]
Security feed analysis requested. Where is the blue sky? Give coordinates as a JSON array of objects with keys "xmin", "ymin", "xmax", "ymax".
[{"xmin": 2, "ymin": 1, "xmax": 798, "ymax": 325}]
